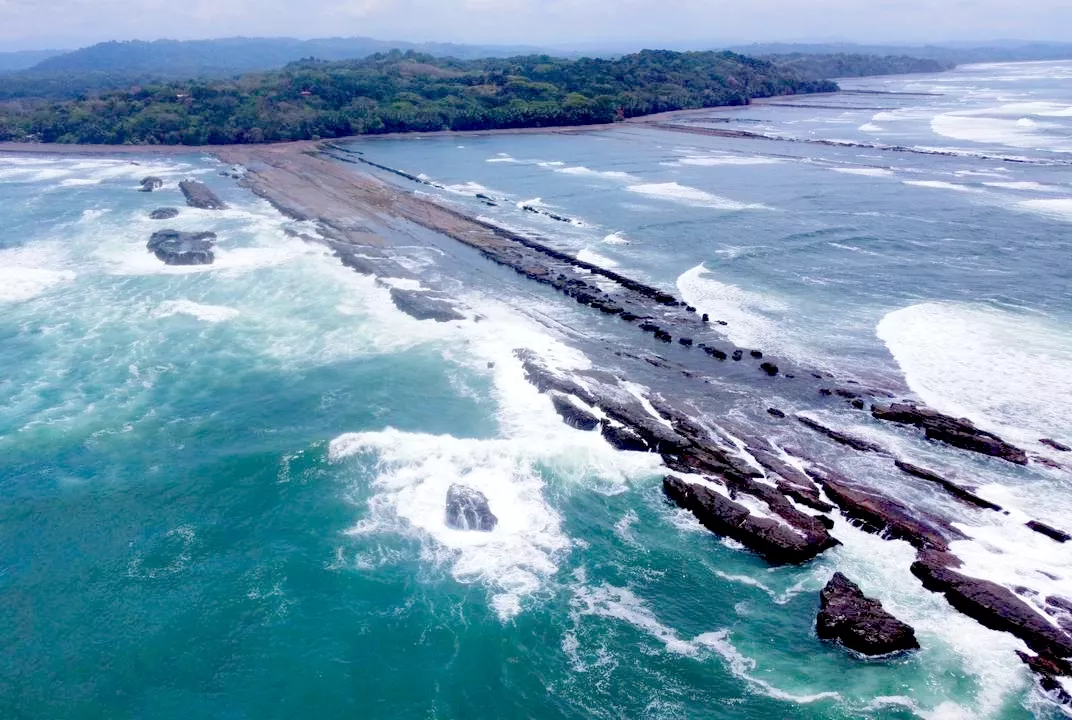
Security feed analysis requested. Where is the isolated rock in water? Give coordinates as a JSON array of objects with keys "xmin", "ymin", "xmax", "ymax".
[
  {"xmin": 389, "ymin": 288, "xmax": 465, "ymax": 322},
  {"xmin": 149, "ymin": 207, "xmax": 180, "ymax": 220},
  {"xmin": 817, "ymin": 572, "xmax": 919, "ymax": 656},
  {"xmin": 445, "ymin": 485, "xmax": 498, "ymax": 532},
  {"xmin": 1041, "ymin": 439, "xmax": 1071, "ymax": 452},
  {"xmin": 139, "ymin": 176, "xmax": 163, "ymax": 192},
  {"xmin": 179, "ymin": 180, "xmax": 226, "ymax": 209},
  {"xmin": 551, "ymin": 394, "xmax": 599, "ymax": 431},
  {"xmin": 147, "ymin": 229, "xmax": 216, "ymax": 266},
  {"xmin": 1027, "ymin": 520, "xmax": 1071, "ymax": 543}
]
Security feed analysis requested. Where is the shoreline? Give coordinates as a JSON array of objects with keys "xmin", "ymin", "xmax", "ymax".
[{"xmin": 6, "ymin": 123, "xmax": 1072, "ymax": 707}]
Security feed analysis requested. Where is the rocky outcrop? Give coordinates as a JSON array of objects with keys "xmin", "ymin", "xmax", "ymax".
[
  {"xmin": 873, "ymin": 402, "xmax": 1027, "ymax": 465},
  {"xmin": 149, "ymin": 207, "xmax": 180, "ymax": 220},
  {"xmin": 663, "ymin": 476, "xmax": 838, "ymax": 565},
  {"xmin": 139, "ymin": 176, "xmax": 163, "ymax": 192},
  {"xmin": 601, "ymin": 423, "xmax": 649, "ymax": 452},
  {"xmin": 817, "ymin": 573, "xmax": 919, "ymax": 656},
  {"xmin": 912, "ymin": 550, "xmax": 1072, "ymax": 663},
  {"xmin": 812, "ymin": 468, "xmax": 961, "ymax": 551},
  {"xmin": 179, "ymin": 180, "xmax": 226, "ymax": 210},
  {"xmin": 146, "ymin": 229, "xmax": 216, "ymax": 266},
  {"xmin": 797, "ymin": 416, "xmax": 885, "ymax": 453},
  {"xmin": 551, "ymin": 394, "xmax": 599, "ymax": 431},
  {"xmin": 1041, "ymin": 439, "xmax": 1071, "ymax": 452},
  {"xmin": 894, "ymin": 460, "xmax": 1002, "ymax": 511},
  {"xmin": 388, "ymin": 288, "xmax": 465, "ymax": 322},
  {"xmin": 1027, "ymin": 521, "xmax": 1071, "ymax": 543},
  {"xmin": 445, "ymin": 485, "xmax": 498, "ymax": 532}
]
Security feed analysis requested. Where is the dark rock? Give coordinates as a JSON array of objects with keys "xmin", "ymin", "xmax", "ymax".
[
  {"xmin": 814, "ymin": 470, "xmax": 960, "ymax": 551},
  {"xmin": 817, "ymin": 572, "xmax": 919, "ymax": 656},
  {"xmin": 850, "ymin": 399, "xmax": 865, "ymax": 410},
  {"xmin": 1027, "ymin": 521, "xmax": 1071, "ymax": 543},
  {"xmin": 1018, "ymin": 651, "xmax": 1072, "ymax": 706},
  {"xmin": 620, "ymin": 311, "xmax": 640, "ymax": 322},
  {"xmin": 685, "ymin": 305, "xmax": 696, "ymax": 313},
  {"xmin": 653, "ymin": 329, "xmax": 672, "ymax": 343},
  {"xmin": 389, "ymin": 288, "xmax": 465, "ymax": 322},
  {"xmin": 797, "ymin": 416, "xmax": 886, "ymax": 453},
  {"xmin": 873, "ymin": 402, "xmax": 1028, "ymax": 465},
  {"xmin": 819, "ymin": 388, "xmax": 834, "ymax": 396},
  {"xmin": 913, "ymin": 549, "xmax": 1072, "ymax": 661},
  {"xmin": 732, "ymin": 350, "xmax": 743, "ymax": 361},
  {"xmin": 149, "ymin": 207, "xmax": 180, "ymax": 220},
  {"xmin": 551, "ymin": 394, "xmax": 599, "ymax": 431},
  {"xmin": 895, "ymin": 461, "xmax": 1003, "ymax": 511},
  {"xmin": 601, "ymin": 423, "xmax": 650, "ymax": 452},
  {"xmin": 1041, "ymin": 439, "xmax": 1071, "ymax": 452},
  {"xmin": 146, "ymin": 229, "xmax": 216, "ymax": 266},
  {"xmin": 834, "ymin": 389, "xmax": 860, "ymax": 399},
  {"xmin": 445, "ymin": 484, "xmax": 498, "ymax": 532},
  {"xmin": 704, "ymin": 346, "xmax": 728, "ymax": 361},
  {"xmin": 663, "ymin": 476, "xmax": 837, "ymax": 565},
  {"xmin": 702, "ymin": 313, "xmax": 709, "ymax": 322},
  {"xmin": 750, "ymin": 350, "xmax": 763, "ymax": 358},
  {"xmin": 139, "ymin": 176, "xmax": 163, "ymax": 192},
  {"xmin": 767, "ymin": 408, "xmax": 786, "ymax": 419},
  {"xmin": 179, "ymin": 180, "xmax": 226, "ymax": 210},
  {"xmin": 678, "ymin": 337, "xmax": 694, "ymax": 347},
  {"xmin": 717, "ymin": 320, "xmax": 728, "ymax": 326},
  {"xmin": 760, "ymin": 362, "xmax": 779, "ymax": 376}
]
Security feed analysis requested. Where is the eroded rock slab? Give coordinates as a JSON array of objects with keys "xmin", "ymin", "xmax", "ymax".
[
  {"xmin": 146, "ymin": 229, "xmax": 216, "ymax": 266},
  {"xmin": 149, "ymin": 207, "xmax": 180, "ymax": 220},
  {"xmin": 817, "ymin": 572, "xmax": 919, "ymax": 656},
  {"xmin": 179, "ymin": 180, "xmax": 226, "ymax": 210},
  {"xmin": 873, "ymin": 402, "xmax": 1027, "ymax": 465},
  {"xmin": 445, "ymin": 485, "xmax": 498, "ymax": 532},
  {"xmin": 551, "ymin": 394, "xmax": 599, "ymax": 431},
  {"xmin": 389, "ymin": 287, "xmax": 465, "ymax": 322}
]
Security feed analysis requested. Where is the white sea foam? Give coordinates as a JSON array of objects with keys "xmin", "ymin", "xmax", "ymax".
[
  {"xmin": 1018, "ymin": 197, "xmax": 1072, "ymax": 222},
  {"xmin": 626, "ymin": 182, "xmax": 763, "ymax": 211},
  {"xmin": 674, "ymin": 154, "xmax": 781, "ymax": 167},
  {"xmin": 155, "ymin": 299, "xmax": 240, "ymax": 323},
  {"xmin": 601, "ymin": 232, "xmax": 629, "ymax": 245},
  {"xmin": 576, "ymin": 248, "xmax": 619, "ymax": 269},
  {"xmin": 486, "ymin": 153, "xmax": 517, "ymax": 163},
  {"xmin": 858, "ymin": 122, "xmax": 884, "ymax": 133},
  {"xmin": 983, "ymin": 181, "xmax": 1064, "ymax": 192},
  {"xmin": 555, "ymin": 166, "xmax": 636, "ymax": 182},
  {"xmin": 903, "ymin": 180, "xmax": 984, "ymax": 193},
  {"xmin": 444, "ymin": 181, "xmax": 491, "ymax": 196},
  {"xmin": 831, "ymin": 167, "xmax": 895, "ymax": 177},
  {"xmin": 0, "ymin": 266, "xmax": 76, "ymax": 303},
  {"xmin": 932, "ymin": 109, "xmax": 1072, "ymax": 153},
  {"xmin": 676, "ymin": 264, "xmax": 795, "ymax": 354},
  {"xmin": 877, "ymin": 301, "xmax": 1072, "ymax": 448}
]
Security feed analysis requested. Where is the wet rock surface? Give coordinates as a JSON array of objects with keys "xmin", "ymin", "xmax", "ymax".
[
  {"xmin": 817, "ymin": 573, "xmax": 919, "ymax": 656},
  {"xmin": 146, "ymin": 229, "xmax": 216, "ymax": 265},
  {"xmin": 139, "ymin": 176, "xmax": 162, "ymax": 192},
  {"xmin": 388, "ymin": 287, "xmax": 465, "ymax": 322},
  {"xmin": 1041, "ymin": 438, "xmax": 1071, "ymax": 452},
  {"xmin": 894, "ymin": 460, "xmax": 1002, "ymax": 511},
  {"xmin": 149, "ymin": 207, "xmax": 180, "ymax": 220},
  {"xmin": 551, "ymin": 394, "xmax": 599, "ymax": 431},
  {"xmin": 445, "ymin": 485, "xmax": 498, "ymax": 532},
  {"xmin": 179, "ymin": 180, "xmax": 226, "ymax": 209},
  {"xmin": 873, "ymin": 402, "xmax": 1028, "ymax": 465}
]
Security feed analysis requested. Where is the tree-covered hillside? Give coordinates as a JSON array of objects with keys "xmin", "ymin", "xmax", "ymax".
[
  {"xmin": 765, "ymin": 53, "xmax": 952, "ymax": 79},
  {"xmin": 0, "ymin": 50, "xmax": 837, "ymax": 145}
]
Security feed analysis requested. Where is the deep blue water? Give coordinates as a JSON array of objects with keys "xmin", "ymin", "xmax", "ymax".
[{"xmin": 2, "ymin": 61, "xmax": 1071, "ymax": 719}]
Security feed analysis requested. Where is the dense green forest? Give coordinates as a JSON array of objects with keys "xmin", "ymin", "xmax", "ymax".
[
  {"xmin": 765, "ymin": 53, "xmax": 952, "ymax": 79},
  {"xmin": 730, "ymin": 41, "xmax": 1072, "ymax": 65},
  {"xmin": 0, "ymin": 50, "xmax": 837, "ymax": 145}
]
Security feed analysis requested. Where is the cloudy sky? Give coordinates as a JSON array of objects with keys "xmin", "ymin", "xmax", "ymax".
[{"xmin": 0, "ymin": 0, "xmax": 1069, "ymax": 51}]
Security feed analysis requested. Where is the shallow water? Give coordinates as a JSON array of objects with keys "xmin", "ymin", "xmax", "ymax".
[{"xmin": 2, "ymin": 61, "xmax": 1071, "ymax": 719}]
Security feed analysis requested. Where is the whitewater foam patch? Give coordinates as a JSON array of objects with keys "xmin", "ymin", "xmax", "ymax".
[
  {"xmin": 1017, "ymin": 198, "xmax": 1072, "ymax": 222},
  {"xmin": 832, "ymin": 167, "xmax": 895, "ymax": 178},
  {"xmin": 155, "ymin": 299, "xmax": 240, "ymax": 323},
  {"xmin": 877, "ymin": 301, "xmax": 1072, "ymax": 448},
  {"xmin": 676, "ymin": 264, "xmax": 794, "ymax": 353},
  {"xmin": 983, "ymin": 181, "xmax": 1064, "ymax": 192},
  {"xmin": 576, "ymin": 248, "xmax": 619, "ymax": 269},
  {"xmin": 601, "ymin": 232, "xmax": 628, "ymax": 245},
  {"xmin": 627, "ymin": 183, "xmax": 763, "ymax": 211},
  {"xmin": 903, "ymin": 180, "xmax": 984, "ymax": 193},
  {"xmin": 555, "ymin": 166, "xmax": 636, "ymax": 182},
  {"xmin": 673, "ymin": 154, "xmax": 782, "ymax": 167},
  {"xmin": 0, "ymin": 266, "xmax": 76, "ymax": 303}
]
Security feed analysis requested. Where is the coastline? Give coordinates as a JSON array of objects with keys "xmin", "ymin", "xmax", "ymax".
[{"xmin": 6, "ymin": 112, "xmax": 1072, "ymax": 709}]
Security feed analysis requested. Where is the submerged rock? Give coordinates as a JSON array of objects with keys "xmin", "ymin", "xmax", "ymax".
[
  {"xmin": 179, "ymin": 180, "xmax": 226, "ymax": 210},
  {"xmin": 817, "ymin": 572, "xmax": 919, "ymax": 656},
  {"xmin": 389, "ymin": 288, "xmax": 465, "ymax": 322},
  {"xmin": 146, "ymin": 229, "xmax": 216, "ymax": 266},
  {"xmin": 149, "ymin": 207, "xmax": 180, "ymax": 220},
  {"xmin": 139, "ymin": 176, "xmax": 163, "ymax": 192},
  {"xmin": 445, "ymin": 485, "xmax": 498, "ymax": 532}
]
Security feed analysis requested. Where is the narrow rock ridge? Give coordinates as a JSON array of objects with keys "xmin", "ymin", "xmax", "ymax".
[{"xmin": 179, "ymin": 180, "xmax": 227, "ymax": 210}]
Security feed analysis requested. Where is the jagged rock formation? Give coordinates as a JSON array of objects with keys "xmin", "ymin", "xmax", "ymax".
[
  {"xmin": 146, "ymin": 229, "xmax": 216, "ymax": 265},
  {"xmin": 817, "ymin": 573, "xmax": 919, "ymax": 656},
  {"xmin": 139, "ymin": 176, "xmax": 163, "ymax": 192},
  {"xmin": 445, "ymin": 485, "xmax": 498, "ymax": 532}
]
